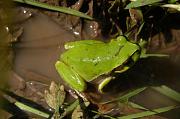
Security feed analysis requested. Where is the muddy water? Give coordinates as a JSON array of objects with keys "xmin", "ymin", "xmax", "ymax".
[{"xmin": 13, "ymin": 12, "xmax": 76, "ymax": 83}]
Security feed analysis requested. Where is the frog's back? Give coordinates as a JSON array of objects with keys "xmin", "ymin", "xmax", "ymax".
[{"xmin": 61, "ymin": 39, "xmax": 139, "ymax": 81}]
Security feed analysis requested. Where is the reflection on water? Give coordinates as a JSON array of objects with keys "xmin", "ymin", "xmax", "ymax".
[{"xmin": 13, "ymin": 13, "xmax": 76, "ymax": 83}]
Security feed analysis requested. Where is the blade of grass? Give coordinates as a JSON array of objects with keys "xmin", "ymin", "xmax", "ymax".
[
  {"xmin": 125, "ymin": 0, "xmax": 163, "ymax": 9},
  {"xmin": 117, "ymin": 105, "xmax": 177, "ymax": 119},
  {"xmin": 15, "ymin": 101, "xmax": 50, "ymax": 118},
  {"xmin": 128, "ymin": 102, "xmax": 163, "ymax": 114},
  {"xmin": 102, "ymin": 87, "xmax": 147, "ymax": 104},
  {"xmin": 161, "ymin": 4, "xmax": 180, "ymax": 12},
  {"xmin": 118, "ymin": 87, "xmax": 147, "ymax": 102},
  {"xmin": 152, "ymin": 85, "xmax": 180, "ymax": 103},
  {"xmin": 168, "ymin": 0, "xmax": 178, "ymax": 4},
  {"xmin": 140, "ymin": 54, "xmax": 169, "ymax": 58},
  {"xmin": 59, "ymin": 100, "xmax": 79, "ymax": 119},
  {"xmin": 91, "ymin": 110, "xmax": 116, "ymax": 119},
  {"xmin": 13, "ymin": 0, "xmax": 93, "ymax": 20},
  {"xmin": 129, "ymin": 102, "xmax": 148, "ymax": 110}
]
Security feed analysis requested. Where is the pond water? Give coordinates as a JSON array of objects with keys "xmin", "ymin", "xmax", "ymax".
[{"xmin": 13, "ymin": 12, "xmax": 76, "ymax": 83}]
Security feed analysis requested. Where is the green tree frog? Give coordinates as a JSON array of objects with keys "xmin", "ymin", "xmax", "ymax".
[{"xmin": 55, "ymin": 36, "xmax": 166, "ymax": 93}]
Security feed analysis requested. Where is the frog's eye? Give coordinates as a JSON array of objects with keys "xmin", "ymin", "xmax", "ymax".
[{"xmin": 116, "ymin": 36, "xmax": 127, "ymax": 45}]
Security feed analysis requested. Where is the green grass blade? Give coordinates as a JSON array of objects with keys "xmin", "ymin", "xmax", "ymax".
[
  {"xmin": 161, "ymin": 4, "xmax": 180, "ymax": 12},
  {"xmin": 15, "ymin": 101, "xmax": 50, "ymax": 118},
  {"xmin": 168, "ymin": 0, "xmax": 178, "ymax": 4},
  {"xmin": 117, "ymin": 106, "xmax": 177, "ymax": 119},
  {"xmin": 140, "ymin": 54, "xmax": 169, "ymax": 58},
  {"xmin": 13, "ymin": 0, "xmax": 93, "ymax": 20},
  {"xmin": 125, "ymin": 0, "xmax": 163, "ymax": 9},
  {"xmin": 91, "ymin": 110, "xmax": 116, "ymax": 119},
  {"xmin": 152, "ymin": 85, "xmax": 180, "ymax": 102},
  {"xmin": 118, "ymin": 87, "xmax": 147, "ymax": 102},
  {"xmin": 60, "ymin": 100, "xmax": 79, "ymax": 119},
  {"xmin": 129, "ymin": 102, "xmax": 148, "ymax": 110},
  {"xmin": 102, "ymin": 87, "xmax": 147, "ymax": 104}
]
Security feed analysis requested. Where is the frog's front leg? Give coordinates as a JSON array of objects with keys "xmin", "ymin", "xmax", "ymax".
[
  {"xmin": 55, "ymin": 61, "xmax": 86, "ymax": 92},
  {"xmin": 98, "ymin": 77, "xmax": 115, "ymax": 93}
]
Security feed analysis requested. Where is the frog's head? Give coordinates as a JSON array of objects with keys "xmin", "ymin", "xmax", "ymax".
[
  {"xmin": 97, "ymin": 36, "xmax": 142, "ymax": 93},
  {"xmin": 112, "ymin": 36, "xmax": 141, "ymax": 73}
]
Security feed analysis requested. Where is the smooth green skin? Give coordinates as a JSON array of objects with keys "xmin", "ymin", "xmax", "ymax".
[{"xmin": 55, "ymin": 36, "xmax": 141, "ymax": 92}]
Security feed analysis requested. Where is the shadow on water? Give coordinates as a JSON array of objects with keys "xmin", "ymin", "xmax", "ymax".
[
  {"xmin": 103, "ymin": 57, "xmax": 180, "ymax": 95},
  {"xmin": 157, "ymin": 13, "xmax": 180, "ymax": 43}
]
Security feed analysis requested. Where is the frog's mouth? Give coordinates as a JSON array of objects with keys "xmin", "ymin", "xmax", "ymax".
[
  {"xmin": 114, "ymin": 59, "xmax": 134, "ymax": 73},
  {"xmin": 114, "ymin": 51, "xmax": 140, "ymax": 74}
]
